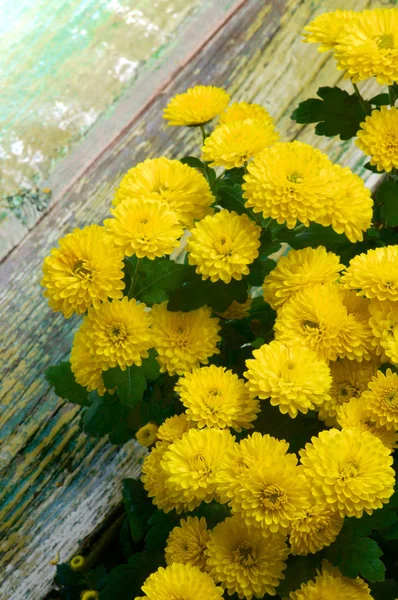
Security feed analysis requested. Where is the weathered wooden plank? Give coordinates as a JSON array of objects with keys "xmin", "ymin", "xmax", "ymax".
[
  {"xmin": 0, "ymin": 0, "xmax": 239, "ymax": 260},
  {"xmin": 1, "ymin": 0, "xmax": 394, "ymax": 597}
]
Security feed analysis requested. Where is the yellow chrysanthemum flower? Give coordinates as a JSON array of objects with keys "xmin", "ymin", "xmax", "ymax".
[
  {"xmin": 303, "ymin": 10, "xmax": 358, "ymax": 52},
  {"xmin": 151, "ymin": 303, "xmax": 221, "ymax": 375},
  {"xmin": 315, "ymin": 165, "xmax": 373, "ymax": 243},
  {"xmin": 136, "ymin": 423, "xmax": 158, "ymax": 447},
  {"xmin": 175, "ymin": 365, "xmax": 260, "ymax": 431},
  {"xmin": 242, "ymin": 141, "xmax": 337, "ymax": 229},
  {"xmin": 274, "ymin": 284, "xmax": 371, "ymax": 362},
  {"xmin": 219, "ymin": 101, "xmax": 275, "ymax": 127},
  {"xmin": 286, "ymin": 561, "xmax": 373, "ymax": 600},
  {"xmin": 113, "ymin": 157, "xmax": 213, "ymax": 227},
  {"xmin": 300, "ymin": 428, "xmax": 395, "ymax": 518},
  {"xmin": 206, "ymin": 515, "xmax": 289, "ymax": 599},
  {"xmin": 216, "ymin": 297, "xmax": 252, "ymax": 320},
  {"xmin": 216, "ymin": 433, "xmax": 291, "ymax": 504},
  {"xmin": 165, "ymin": 517, "xmax": 210, "ymax": 570},
  {"xmin": 337, "ymin": 397, "xmax": 397, "ymax": 449},
  {"xmin": 289, "ymin": 502, "xmax": 343, "ymax": 556},
  {"xmin": 361, "ymin": 369, "xmax": 398, "ymax": 432},
  {"xmin": 357, "ymin": 106, "xmax": 398, "ymax": 173},
  {"xmin": 318, "ymin": 358, "xmax": 376, "ymax": 426},
  {"xmin": 335, "ymin": 8, "xmax": 398, "ymax": 85},
  {"xmin": 187, "ymin": 210, "xmax": 261, "ymax": 283},
  {"xmin": 71, "ymin": 297, "xmax": 153, "ymax": 372},
  {"xmin": 341, "ymin": 246, "xmax": 398, "ymax": 302},
  {"xmin": 70, "ymin": 555, "xmax": 85, "ymax": 572},
  {"xmin": 41, "ymin": 225, "xmax": 125, "ymax": 318},
  {"xmin": 201, "ymin": 118, "xmax": 279, "ymax": 169},
  {"xmin": 157, "ymin": 413, "xmax": 193, "ymax": 443},
  {"xmin": 227, "ymin": 457, "xmax": 310, "ymax": 533},
  {"xmin": 369, "ymin": 299, "xmax": 398, "ymax": 365},
  {"xmin": 81, "ymin": 591, "xmax": 99, "ymax": 600},
  {"xmin": 104, "ymin": 198, "xmax": 183, "ymax": 259},
  {"xmin": 262, "ymin": 246, "xmax": 343, "ymax": 309},
  {"xmin": 161, "ymin": 428, "xmax": 235, "ymax": 510},
  {"xmin": 244, "ymin": 341, "xmax": 331, "ymax": 418},
  {"xmin": 70, "ymin": 331, "xmax": 106, "ymax": 395},
  {"xmin": 141, "ymin": 442, "xmax": 192, "ymax": 514},
  {"xmin": 137, "ymin": 563, "xmax": 224, "ymax": 600},
  {"xmin": 163, "ymin": 85, "xmax": 230, "ymax": 126}
]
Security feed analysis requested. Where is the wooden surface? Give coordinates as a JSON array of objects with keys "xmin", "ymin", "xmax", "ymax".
[
  {"xmin": 1, "ymin": 0, "xmax": 394, "ymax": 598},
  {"xmin": 0, "ymin": 0, "xmax": 220, "ymax": 260}
]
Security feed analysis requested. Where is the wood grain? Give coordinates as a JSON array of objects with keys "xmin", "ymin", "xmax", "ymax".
[{"xmin": 1, "ymin": 0, "xmax": 394, "ymax": 597}]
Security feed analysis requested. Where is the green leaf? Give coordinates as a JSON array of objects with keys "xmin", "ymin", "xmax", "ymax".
[
  {"xmin": 167, "ymin": 271, "xmax": 248, "ymax": 312},
  {"xmin": 377, "ymin": 179, "xmax": 398, "ymax": 226},
  {"xmin": 370, "ymin": 580, "xmax": 398, "ymax": 600},
  {"xmin": 343, "ymin": 505, "xmax": 398, "ymax": 538},
  {"xmin": 122, "ymin": 478, "xmax": 154, "ymax": 544},
  {"xmin": 145, "ymin": 509, "xmax": 180, "ymax": 552},
  {"xmin": 45, "ymin": 361, "xmax": 90, "ymax": 406},
  {"xmin": 287, "ymin": 223, "xmax": 349, "ymax": 251},
  {"xmin": 247, "ymin": 256, "xmax": 275, "ymax": 286},
  {"xmin": 370, "ymin": 93, "xmax": 391, "ymax": 106},
  {"xmin": 291, "ymin": 86, "xmax": 370, "ymax": 140},
  {"xmin": 326, "ymin": 534, "xmax": 386, "ymax": 582},
  {"xmin": 125, "ymin": 256, "xmax": 192, "ymax": 305},
  {"xmin": 220, "ymin": 167, "xmax": 245, "ymax": 185},
  {"xmin": 82, "ymin": 392, "xmax": 131, "ymax": 439},
  {"xmin": 55, "ymin": 563, "xmax": 85, "ymax": 594},
  {"xmin": 103, "ymin": 365, "xmax": 147, "ymax": 407},
  {"xmin": 139, "ymin": 348, "xmax": 161, "ymax": 380},
  {"xmin": 364, "ymin": 161, "xmax": 381, "ymax": 173},
  {"xmin": 100, "ymin": 552, "xmax": 160, "ymax": 600},
  {"xmin": 276, "ymin": 555, "xmax": 322, "ymax": 597},
  {"xmin": 216, "ymin": 183, "xmax": 254, "ymax": 218},
  {"xmin": 180, "ymin": 156, "xmax": 216, "ymax": 184},
  {"xmin": 191, "ymin": 501, "xmax": 230, "ymax": 528}
]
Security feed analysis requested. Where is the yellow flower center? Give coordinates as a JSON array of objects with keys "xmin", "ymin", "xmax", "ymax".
[
  {"xmin": 107, "ymin": 323, "xmax": 128, "ymax": 341},
  {"xmin": 261, "ymin": 484, "xmax": 286, "ymax": 509},
  {"xmin": 234, "ymin": 542, "xmax": 257, "ymax": 566},
  {"xmin": 339, "ymin": 462, "xmax": 359, "ymax": 482},
  {"xmin": 191, "ymin": 453, "xmax": 211, "ymax": 475},
  {"xmin": 287, "ymin": 171, "xmax": 303, "ymax": 184},
  {"xmin": 303, "ymin": 319, "xmax": 319, "ymax": 330},
  {"xmin": 215, "ymin": 236, "xmax": 235, "ymax": 257},
  {"xmin": 377, "ymin": 33, "xmax": 394, "ymax": 50},
  {"xmin": 384, "ymin": 133, "xmax": 398, "ymax": 151},
  {"xmin": 73, "ymin": 259, "xmax": 94, "ymax": 280},
  {"xmin": 382, "ymin": 388, "xmax": 398, "ymax": 408},
  {"xmin": 337, "ymin": 384, "xmax": 360, "ymax": 401}
]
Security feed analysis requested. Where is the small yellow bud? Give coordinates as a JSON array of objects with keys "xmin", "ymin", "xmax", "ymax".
[
  {"xmin": 70, "ymin": 555, "xmax": 85, "ymax": 571},
  {"xmin": 81, "ymin": 591, "xmax": 99, "ymax": 600},
  {"xmin": 136, "ymin": 422, "xmax": 159, "ymax": 447}
]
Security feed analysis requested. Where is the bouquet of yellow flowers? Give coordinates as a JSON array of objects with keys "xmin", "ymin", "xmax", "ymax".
[{"xmin": 46, "ymin": 8, "xmax": 398, "ymax": 600}]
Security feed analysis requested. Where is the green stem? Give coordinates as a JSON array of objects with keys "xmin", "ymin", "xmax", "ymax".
[
  {"xmin": 199, "ymin": 124, "xmax": 207, "ymax": 144},
  {"xmin": 128, "ymin": 258, "xmax": 141, "ymax": 299},
  {"xmin": 293, "ymin": 223, "xmax": 306, "ymax": 234},
  {"xmin": 352, "ymin": 81, "xmax": 369, "ymax": 116},
  {"xmin": 388, "ymin": 85, "xmax": 396, "ymax": 107}
]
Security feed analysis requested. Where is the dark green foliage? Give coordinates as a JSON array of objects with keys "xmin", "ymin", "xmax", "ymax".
[
  {"xmin": 276, "ymin": 555, "xmax": 323, "ymax": 597},
  {"xmin": 326, "ymin": 534, "xmax": 385, "ymax": 582},
  {"xmin": 103, "ymin": 365, "xmax": 147, "ymax": 407},
  {"xmin": 81, "ymin": 392, "xmax": 133, "ymax": 442},
  {"xmin": 100, "ymin": 552, "xmax": 162, "ymax": 600},
  {"xmin": 215, "ymin": 182, "xmax": 254, "ymax": 218},
  {"xmin": 376, "ymin": 179, "xmax": 398, "ymax": 227},
  {"xmin": 122, "ymin": 479, "xmax": 155, "ymax": 544},
  {"xmin": 167, "ymin": 270, "xmax": 248, "ymax": 312},
  {"xmin": 370, "ymin": 580, "xmax": 398, "ymax": 600},
  {"xmin": 180, "ymin": 156, "xmax": 216, "ymax": 185},
  {"xmin": 145, "ymin": 509, "xmax": 181, "ymax": 552},
  {"xmin": 291, "ymin": 86, "xmax": 371, "ymax": 139},
  {"xmin": 125, "ymin": 256, "xmax": 191, "ymax": 305},
  {"xmin": 45, "ymin": 361, "xmax": 90, "ymax": 406}
]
